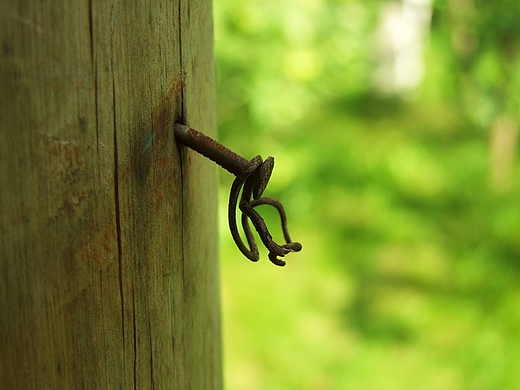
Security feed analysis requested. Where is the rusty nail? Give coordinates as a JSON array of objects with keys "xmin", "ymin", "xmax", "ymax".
[
  {"xmin": 174, "ymin": 123, "xmax": 248, "ymax": 176},
  {"xmin": 174, "ymin": 123, "xmax": 302, "ymax": 266}
]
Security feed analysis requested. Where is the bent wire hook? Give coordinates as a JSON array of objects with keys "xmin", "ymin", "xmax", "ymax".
[{"xmin": 174, "ymin": 123, "xmax": 302, "ymax": 266}]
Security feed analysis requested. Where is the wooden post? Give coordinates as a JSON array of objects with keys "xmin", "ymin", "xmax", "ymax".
[{"xmin": 0, "ymin": 0, "xmax": 221, "ymax": 388}]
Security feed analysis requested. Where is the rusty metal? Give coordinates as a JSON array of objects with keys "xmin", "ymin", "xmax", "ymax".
[
  {"xmin": 174, "ymin": 124, "xmax": 248, "ymax": 176},
  {"xmin": 174, "ymin": 123, "xmax": 301, "ymax": 266}
]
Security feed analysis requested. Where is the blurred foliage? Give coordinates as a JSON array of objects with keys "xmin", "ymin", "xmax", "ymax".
[{"xmin": 213, "ymin": 0, "xmax": 520, "ymax": 389}]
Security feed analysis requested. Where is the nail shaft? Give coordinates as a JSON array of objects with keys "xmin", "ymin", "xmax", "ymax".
[{"xmin": 174, "ymin": 123, "xmax": 248, "ymax": 176}]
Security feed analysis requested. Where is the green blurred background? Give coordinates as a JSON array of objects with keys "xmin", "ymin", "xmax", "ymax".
[{"xmin": 213, "ymin": 0, "xmax": 520, "ymax": 388}]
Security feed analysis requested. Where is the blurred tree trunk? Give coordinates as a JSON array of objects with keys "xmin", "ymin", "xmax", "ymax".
[
  {"xmin": 446, "ymin": 0, "xmax": 520, "ymax": 195},
  {"xmin": 489, "ymin": 115, "xmax": 518, "ymax": 194},
  {"xmin": 0, "ymin": 0, "xmax": 221, "ymax": 388}
]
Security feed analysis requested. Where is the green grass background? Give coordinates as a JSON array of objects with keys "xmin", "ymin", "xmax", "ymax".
[{"xmin": 214, "ymin": 1, "xmax": 520, "ymax": 388}]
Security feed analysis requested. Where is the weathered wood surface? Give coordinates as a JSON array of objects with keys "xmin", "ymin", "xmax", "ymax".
[{"xmin": 0, "ymin": 0, "xmax": 221, "ymax": 388}]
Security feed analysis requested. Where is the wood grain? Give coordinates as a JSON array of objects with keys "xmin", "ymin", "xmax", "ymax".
[{"xmin": 0, "ymin": 0, "xmax": 221, "ymax": 388}]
